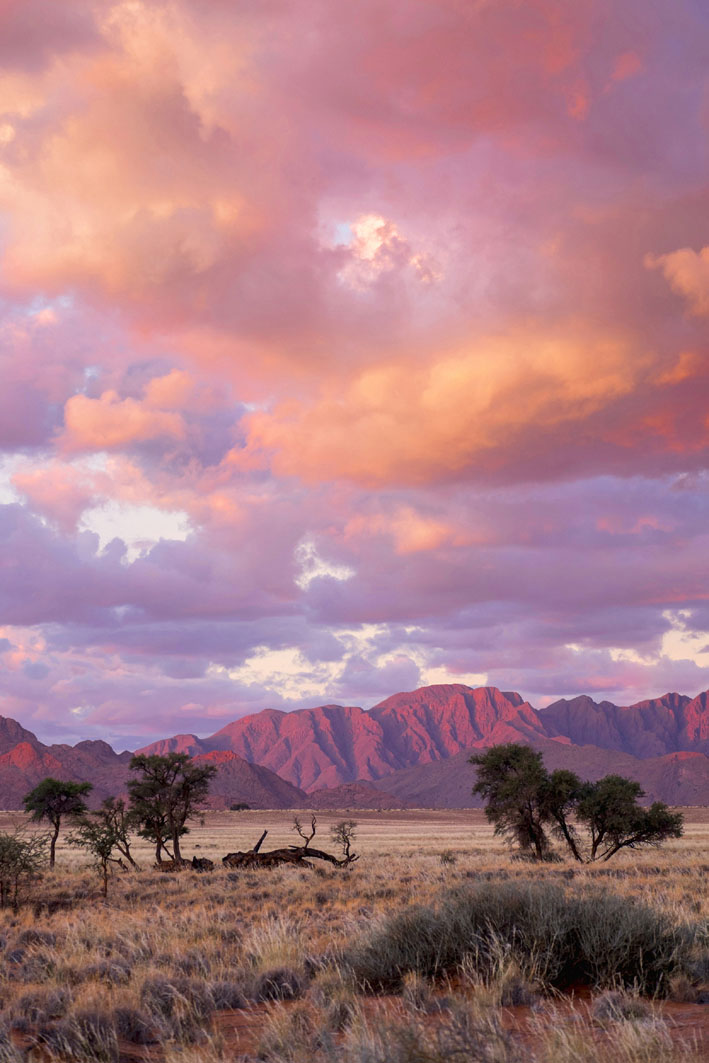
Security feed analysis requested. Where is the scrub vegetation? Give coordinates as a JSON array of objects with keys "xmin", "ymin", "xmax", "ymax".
[{"xmin": 0, "ymin": 807, "xmax": 706, "ymax": 1061}]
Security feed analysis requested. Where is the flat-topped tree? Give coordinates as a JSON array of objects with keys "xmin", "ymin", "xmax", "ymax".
[
  {"xmin": 470, "ymin": 743, "xmax": 683, "ymax": 862},
  {"xmin": 576, "ymin": 775, "xmax": 684, "ymax": 861},
  {"xmin": 470, "ymin": 744, "xmax": 551, "ymax": 861},
  {"xmin": 128, "ymin": 752, "xmax": 217, "ymax": 864},
  {"xmin": 23, "ymin": 777, "xmax": 93, "ymax": 868}
]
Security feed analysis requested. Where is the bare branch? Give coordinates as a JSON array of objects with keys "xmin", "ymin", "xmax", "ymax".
[{"xmin": 292, "ymin": 814, "xmax": 317, "ymax": 850}]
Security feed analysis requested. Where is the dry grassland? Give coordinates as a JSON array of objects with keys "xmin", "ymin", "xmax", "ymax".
[{"xmin": 0, "ymin": 808, "xmax": 707, "ymax": 1062}]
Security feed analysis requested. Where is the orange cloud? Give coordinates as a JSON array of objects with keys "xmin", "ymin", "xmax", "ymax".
[
  {"xmin": 646, "ymin": 247, "xmax": 709, "ymax": 316},
  {"xmin": 344, "ymin": 506, "xmax": 472, "ymax": 554},
  {"xmin": 244, "ymin": 325, "xmax": 649, "ymax": 485},
  {"xmin": 62, "ymin": 391, "xmax": 186, "ymax": 451}
]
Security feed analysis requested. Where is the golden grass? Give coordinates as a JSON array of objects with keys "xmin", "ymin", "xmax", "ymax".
[{"xmin": 0, "ymin": 808, "xmax": 707, "ymax": 1060}]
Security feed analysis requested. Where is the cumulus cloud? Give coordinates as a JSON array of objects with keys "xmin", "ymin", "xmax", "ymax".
[
  {"xmin": 62, "ymin": 391, "xmax": 186, "ymax": 451},
  {"xmin": 1, "ymin": 0, "xmax": 708, "ymax": 741},
  {"xmin": 646, "ymin": 247, "xmax": 709, "ymax": 316}
]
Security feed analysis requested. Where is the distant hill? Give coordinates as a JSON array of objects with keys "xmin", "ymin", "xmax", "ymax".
[
  {"xmin": 372, "ymin": 737, "xmax": 709, "ymax": 808},
  {"xmin": 193, "ymin": 750, "xmax": 307, "ymax": 809},
  {"xmin": 539, "ymin": 691, "xmax": 709, "ymax": 757},
  {"xmin": 1, "ymin": 683, "xmax": 708, "ymax": 809},
  {"xmin": 0, "ymin": 721, "xmax": 308, "ymax": 811},
  {"xmin": 307, "ymin": 781, "xmax": 413, "ymax": 809},
  {"xmin": 0, "ymin": 737, "xmax": 132, "ymax": 810}
]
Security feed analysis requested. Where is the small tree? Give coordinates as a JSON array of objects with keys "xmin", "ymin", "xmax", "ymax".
[
  {"xmin": 68, "ymin": 797, "xmax": 140, "ymax": 890},
  {"xmin": 96, "ymin": 797, "xmax": 140, "ymax": 869},
  {"xmin": 68, "ymin": 816, "xmax": 121, "ymax": 898},
  {"xmin": 471, "ymin": 744, "xmax": 683, "ymax": 863},
  {"xmin": 128, "ymin": 753, "xmax": 217, "ymax": 864},
  {"xmin": 23, "ymin": 778, "xmax": 93, "ymax": 868},
  {"xmin": 576, "ymin": 775, "xmax": 683, "ymax": 861},
  {"xmin": 470, "ymin": 744, "xmax": 551, "ymax": 860},
  {"xmin": 331, "ymin": 820, "xmax": 357, "ymax": 863},
  {"xmin": 0, "ymin": 829, "xmax": 47, "ymax": 908}
]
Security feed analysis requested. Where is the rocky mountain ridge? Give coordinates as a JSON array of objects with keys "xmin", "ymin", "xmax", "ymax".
[{"xmin": 0, "ymin": 683, "xmax": 707, "ymax": 808}]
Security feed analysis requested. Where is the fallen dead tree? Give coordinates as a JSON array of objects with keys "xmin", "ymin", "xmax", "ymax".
[{"xmin": 222, "ymin": 816, "xmax": 358, "ymax": 870}]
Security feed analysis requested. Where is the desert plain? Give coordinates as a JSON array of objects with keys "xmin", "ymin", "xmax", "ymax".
[{"xmin": 0, "ymin": 806, "xmax": 707, "ymax": 1063}]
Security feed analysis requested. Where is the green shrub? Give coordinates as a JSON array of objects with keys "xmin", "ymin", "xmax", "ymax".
[{"xmin": 343, "ymin": 881, "xmax": 696, "ymax": 996}]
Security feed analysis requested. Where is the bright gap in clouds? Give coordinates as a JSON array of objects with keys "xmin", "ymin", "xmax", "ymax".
[
  {"xmin": 210, "ymin": 626, "xmax": 488, "ymax": 708},
  {"xmin": 661, "ymin": 610, "xmax": 709, "ymax": 666},
  {"xmin": 420, "ymin": 666, "xmax": 489, "ymax": 688},
  {"xmin": 607, "ymin": 611, "xmax": 709, "ymax": 670},
  {"xmin": 0, "ymin": 457, "xmax": 21, "ymax": 504},
  {"xmin": 294, "ymin": 538, "xmax": 355, "ymax": 589},
  {"xmin": 80, "ymin": 501, "xmax": 191, "ymax": 561}
]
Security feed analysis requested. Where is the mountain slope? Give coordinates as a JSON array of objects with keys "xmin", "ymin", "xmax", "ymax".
[
  {"xmin": 0, "ymin": 731, "xmax": 308, "ymax": 811},
  {"xmin": 372, "ymin": 739, "xmax": 709, "ymax": 808},
  {"xmin": 0, "ymin": 715, "xmax": 43, "ymax": 756},
  {"xmin": 193, "ymin": 750, "xmax": 308, "ymax": 809},
  {"xmin": 3, "ymin": 682, "xmax": 708, "ymax": 809},
  {"xmin": 539, "ymin": 691, "xmax": 709, "ymax": 757},
  {"xmin": 138, "ymin": 686, "xmax": 542, "ymax": 791}
]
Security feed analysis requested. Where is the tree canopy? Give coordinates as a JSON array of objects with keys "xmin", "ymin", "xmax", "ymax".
[
  {"xmin": 23, "ymin": 777, "xmax": 93, "ymax": 868},
  {"xmin": 470, "ymin": 744, "xmax": 683, "ymax": 862},
  {"xmin": 127, "ymin": 752, "xmax": 217, "ymax": 864}
]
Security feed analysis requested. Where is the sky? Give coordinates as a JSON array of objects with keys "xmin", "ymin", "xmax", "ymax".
[{"xmin": 0, "ymin": 0, "xmax": 708, "ymax": 749}]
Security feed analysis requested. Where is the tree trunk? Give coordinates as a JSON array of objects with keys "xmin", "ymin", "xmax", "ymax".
[
  {"xmin": 50, "ymin": 822, "xmax": 60, "ymax": 869},
  {"xmin": 555, "ymin": 816, "xmax": 583, "ymax": 862},
  {"xmin": 253, "ymin": 830, "xmax": 268, "ymax": 853}
]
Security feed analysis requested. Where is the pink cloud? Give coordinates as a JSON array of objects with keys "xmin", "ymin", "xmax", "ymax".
[
  {"xmin": 1, "ymin": 0, "xmax": 708, "ymax": 741},
  {"xmin": 646, "ymin": 247, "xmax": 709, "ymax": 317},
  {"xmin": 61, "ymin": 391, "xmax": 186, "ymax": 452}
]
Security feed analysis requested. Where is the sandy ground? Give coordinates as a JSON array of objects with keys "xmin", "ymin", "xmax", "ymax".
[{"xmin": 2, "ymin": 804, "xmax": 708, "ymax": 865}]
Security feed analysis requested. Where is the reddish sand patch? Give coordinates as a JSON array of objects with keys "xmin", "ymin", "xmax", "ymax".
[{"xmin": 10, "ymin": 994, "xmax": 708, "ymax": 1062}]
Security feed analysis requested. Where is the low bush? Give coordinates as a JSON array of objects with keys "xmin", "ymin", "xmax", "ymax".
[
  {"xmin": 255, "ymin": 966, "xmax": 306, "ymax": 1001},
  {"xmin": 591, "ymin": 990, "xmax": 653, "ymax": 1023},
  {"xmin": 343, "ymin": 881, "xmax": 697, "ymax": 996},
  {"xmin": 141, "ymin": 976, "xmax": 213, "ymax": 1043},
  {"xmin": 112, "ymin": 1006, "xmax": 158, "ymax": 1044},
  {"xmin": 10, "ymin": 987, "xmax": 70, "ymax": 1024},
  {"xmin": 207, "ymin": 979, "xmax": 246, "ymax": 1010},
  {"xmin": 35, "ymin": 1011, "xmax": 119, "ymax": 1063}
]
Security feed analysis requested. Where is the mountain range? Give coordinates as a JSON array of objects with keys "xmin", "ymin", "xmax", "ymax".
[{"xmin": 0, "ymin": 684, "xmax": 707, "ymax": 810}]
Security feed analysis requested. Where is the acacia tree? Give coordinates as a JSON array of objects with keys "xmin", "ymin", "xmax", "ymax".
[
  {"xmin": 541, "ymin": 768, "xmax": 586, "ymax": 863},
  {"xmin": 23, "ymin": 778, "xmax": 93, "ymax": 868},
  {"xmin": 68, "ymin": 815, "xmax": 121, "ymax": 898},
  {"xmin": 128, "ymin": 753, "xmax": 217, "ymax": 864},
  {"xmin": 97, "ymin": 796, "xmax": 140, "ymax": 869},
  {"xmin": 576, "ymin": 775, "xmax": 683, "ymax": 861},
  {"xmin": 470, "ymin": 744, "xmax": 551, "ymax": 860},
  {"xmin": 470, "ymin": 744, "xmax": 683, "ymax": 862},
  {"xmin": 68, "ymin": 797, "xmax": 140, "ymax": 896}
]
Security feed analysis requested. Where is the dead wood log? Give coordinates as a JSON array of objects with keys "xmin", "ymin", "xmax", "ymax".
[
  {"xmin": 222, "ymin": 847, "xmax": 312, "ymax": 869},
  {"xmin": 222, "ymin": 818, "xmax": 358, "ymax": 870},
  {"xmin": 221, "ymin": 845, "xmax": 355, "ymax": 870},
  {"xmin": 191, "ymin": 856, "xmax": 215, "ymax": 872},
  {"xmin": 287, "ymin": 844, "xmax": 359, "ymax": 867}
]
